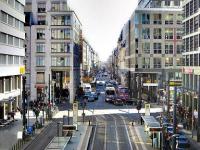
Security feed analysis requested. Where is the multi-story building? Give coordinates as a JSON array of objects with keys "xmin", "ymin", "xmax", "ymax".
[
  {"xmin": 115, "ymin": 0, "xmax": 184, "ymax": 102},
  {"xmin": 0, "ymin": 0, "xmax": 25, "ymax": 119},
  {"xmin": 25, "ymin": 0, "xmax": 82, "ymax": 103},
  {"xmin": 182, "ymin": 0, "xmax": 200, "ymax": 122}
]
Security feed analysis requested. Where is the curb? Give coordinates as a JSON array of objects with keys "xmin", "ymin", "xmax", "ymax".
[{"xmin": 79, "ymin": 125, "xmax": 93, "ymax": 150}]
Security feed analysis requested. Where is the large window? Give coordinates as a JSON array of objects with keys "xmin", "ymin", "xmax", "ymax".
[
  {"xmin": 165, "ymin": 14, "xmax": 173, "ymax": 24},
  {"xmin": 38, "ymin": 15, "xmax": 46, "ymax": 25},
  {"xmin": 8, "ymin": 35, "xmax": 13, "ymax": 45},
  {"xmin": 177, "ymin": 14, "xmax": 183, "ymax": 25},
  {"xmin": 51, "ymin": 56, "xmax": 70, "ymax": 66},
  {"xmin": 194, "ymin": 35, "xmax": 198, "ymax": 51},
  {"xmin": 12, "ymin": 76, "xmax": 16, "ymax": 90},
  {"xmin": 51, "ymin": 15, "xmax": 71, "ymax": 26},
  {"xmin": 165, "ymin": 43, "xmax": 173, "ymax": 54},
  {"xmin": 0, "ymin": 78, "xmax": 3, "ymax": 93},
  {"xmin": 51, "ymin": 29, "xmax": 70, "ymax": 39},
  {"xmin": 0, "ymin": 55, "xmax": 6, "ymax": 64},
  {"xmin": 37, "ymin": 29, "xmax": 45, "ymax": 39},
  {"xmin": 51, "ymin": 2, "xmax": 60, "ymax": 11},
  {"xmin": 153, "ymin": 14, "xmax": 161, "ymax": 24},
  {"xmin": 142, "ymin": 14, "xmax": 150, "ymax": 24},
  {"xmin": 176, "ymin": 28, "xmax": 182, "ymax": 39},
  {"xmin": 142, "ymin": 42, "xmax": 150, "ymax": 54},
  {"xmin": 38, "ymin": 2, "xmax": 46, "ymax": 13},
  {"xmin": 5, "ymin": 77, "xmax": 11, "ymax": 92},
  {"xmin": 190, "ymin": 18, "xmax": 194, "ymax": 33},
  {"xmin": 153, "ymin": 28, "xmax": 161, "ymax": 39},
  {"xmin": 36, "ymin": 72, "xmax": 45, "ymax": 83},
  {"xmin": 51, "ymin": 43, "xmax": 70, "ymax": 53},
  {"xmin": 1, "ymin": 11, "xmax": 7, "ymax": 23},
  {"xmin": 36, "ymin": 56, "xmax": 45, "ymax": 66},
  {"xmin": 153, "ymin": 58, "xmax": 161, "ymax": 68},
  {"xmin": 8, "ymin": 55, "xmax": 13, "ymax": 64},
  {"xmin": 36, "ymin": 43, "xmax": 45, "ymax": 53},
  {"xmin": 165, "ymin": 28, "xmax": 173, "ymax": 39},
  {"xmin": 142, "ymin": 58, "xmax": 150, "ymax": 68},
  {"xmin": 165, "ymin": 57, "xmax": 173, "ymax": 67},
  {"xmin": 176, "ymin": 58, "xmax": 182, "ymax": 66},
  {"xmin": 0, "ymin": 32, "xmax": 7, "ymax": 44},
  {"xmin": 194, "ymin": 16, "xmax": 198, "ymax": 32},
  {"xmin": 153, "ymin": 43, "xmax": 161, "ymax": 54},
  {"xmin": 142, "ymin": 28, "xmax": 150, "ymax": 39},
  {"xmin": 177, "ymin": 44, "xmax": 184, "ymax": 54},
  {"xmin": 14, "ymin": 56, "xmax": 19, "ymax": 64}
]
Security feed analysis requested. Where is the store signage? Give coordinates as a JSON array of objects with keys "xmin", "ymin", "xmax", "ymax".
[
  {"xmin": 169, "ymin": 81, "xmax": 182, "ymax": 87},
  {"xmin": 183, "ymin": 67, "xmax": 193, "ymax": 74},
  {"xmin": 19, "ymin": 66, "xmax": 25, "ymax": 74}
]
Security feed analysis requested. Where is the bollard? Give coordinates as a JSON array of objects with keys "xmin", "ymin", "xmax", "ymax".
[{"xmin": 89, "ymin": 120, "xmax": 90, "ymax": 126}]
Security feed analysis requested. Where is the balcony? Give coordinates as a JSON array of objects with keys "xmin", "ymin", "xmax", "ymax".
[
  {"xmin": 38, "ymin": 20, "xmax": 46, "ymax": 25},
  {"xmin": 153, "ymin": 20, "xmax": 162, "ymax": 24}
]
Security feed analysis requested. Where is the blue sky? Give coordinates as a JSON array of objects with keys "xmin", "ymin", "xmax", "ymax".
[{"xmin": 68, "ymin": 0, "xmax": 137, "ymax": 62}]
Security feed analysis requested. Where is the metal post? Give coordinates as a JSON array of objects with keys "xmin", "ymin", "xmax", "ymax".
[
  {"xmin": 172, "ymin": 87, "xmax": 177, "ymax": 150},
  {"xmin": 22, "ymin": 76, "xmax": 26, "ymax": 138},
  {"xmin": 167, "ymin": 80, "xmax": 170, "ymax": 120},
  {"xmin": 68, "ymin": 109, "xmax": 70, "ymax": 125},
  {"xmin": 48, "ymin": 74, "xmax": 51, "ymax": 119},
  {"xmin": 198, "ymin": 78, "xmax": 200, "ymax": 142},
  {"xmin": 192, "ymin": 93, "xmax": 194, "ymax": 138}
]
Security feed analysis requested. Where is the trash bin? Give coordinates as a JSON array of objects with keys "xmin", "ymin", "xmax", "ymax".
[{"xmin": 63, "ymin": 115, "xmax": 68, "ymax": 125}]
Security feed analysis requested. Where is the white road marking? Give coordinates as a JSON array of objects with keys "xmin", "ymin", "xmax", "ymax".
[
  {"xmin": 90, "ymin": 116, "xmax": 97, "ymax": 150},
  {"xmin": 104, "ymin": 121, "xmax": 107, "ymax": 150},
  {"xmin": 129, "ymin": 125, "xmax": 139, "ymax": 150},
  {"xmin": 134, "ymin": 125, "xmax": 148, "ymax": 150},
  {"xmin": 120, "ymin": 115, "xmax": 133, "ymax": 150},
  {"xmin": 111, "ymin": 115, "xmax": 120, "ymax": 150}
]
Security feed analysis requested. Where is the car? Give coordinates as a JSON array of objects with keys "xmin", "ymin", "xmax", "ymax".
[
  {"xmin": 176, "ymin": 135, "xmax": 190, "ymax": 148},
  {"xmin": 88, "ymin": 94, "xmax": 95, "ymax": 102},
  {"xmin": 113, "ymin": 97, "xmax": 123, "ymax": 106},
  {"xmin": 91, "ymin": 92, "xmax": 98, "ymax": 100}
]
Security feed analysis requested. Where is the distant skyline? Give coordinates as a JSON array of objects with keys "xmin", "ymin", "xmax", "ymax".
[{"xmin": 68, "ymin": 0, "xmax": 137, "ymax": 62}]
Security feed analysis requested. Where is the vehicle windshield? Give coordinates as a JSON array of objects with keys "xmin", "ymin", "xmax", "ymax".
[
  {"xmin": 106, "ymin": 90, "xmax": 115, "ymax": 95},
  {"xmin": 119, "ymin": 88, "xmax": 129, "ymax": 93}
]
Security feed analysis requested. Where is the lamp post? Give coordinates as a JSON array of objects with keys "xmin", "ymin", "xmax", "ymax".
[{"xmin": 22, "ymin": 76, "xmax": 27, "ymax": 139}]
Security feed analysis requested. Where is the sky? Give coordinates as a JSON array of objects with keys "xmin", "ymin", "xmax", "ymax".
[{"xmin": 68, "ymin": 0, "xmax": 137, "ymax": 62}]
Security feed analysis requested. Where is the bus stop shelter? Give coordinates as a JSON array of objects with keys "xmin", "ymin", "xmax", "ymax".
[{"xmin": 142, "ymin": 115, "xmax": 162, "ymax": 149}]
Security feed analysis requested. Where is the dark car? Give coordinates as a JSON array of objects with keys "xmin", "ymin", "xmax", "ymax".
[{"xmin": 113, "ymin": 97, "xmax": 123, "ymax": 106}]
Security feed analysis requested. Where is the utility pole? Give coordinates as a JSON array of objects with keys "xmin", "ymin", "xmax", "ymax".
[
  {"xmin": 172, "ymin": 87, "xmax": 177, "ymax": 150},
  {"xmin": 22, "ymin": 76, "xmax": 27, "ymax": 138},
  {"xmin": 197, "ymin": 79, "xmax": 200, "ymax": 142}
]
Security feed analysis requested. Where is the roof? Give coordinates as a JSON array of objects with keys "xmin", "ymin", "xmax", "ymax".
[{"xmin": 142, "ymin": 115, "xmax": 160, "ymax": 128}]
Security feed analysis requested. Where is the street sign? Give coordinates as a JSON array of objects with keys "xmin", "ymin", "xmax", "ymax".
[
  {"xmin": 169, "ymin": 81, "xmax": 182, "ymax": 87},
  {"xmin": 73, "ymin": 102, "xmax": 78, "ymax": 130},
  {"xmin": 145, "ymin": 104, "xmax": 150, "ymax": 116}
]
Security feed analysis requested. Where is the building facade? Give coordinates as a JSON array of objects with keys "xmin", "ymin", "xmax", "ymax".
[
  {"xmin": 0, "ymin": 0, "xmax": 25, "ymax": 119},
  {"xmin": 113, "ymin": 0, "xmax": 184, "ymax": 102},
  {"xmin": 182, "ymin": 0, "xmax": 200, "ymax": 120},
  {"xmin": 25, "ymin": 0, "xmax": 82, "ymax": 103}
]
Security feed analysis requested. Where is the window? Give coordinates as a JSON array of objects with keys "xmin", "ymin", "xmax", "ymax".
[
  {"xmin": 174, "ymin": 0, "xmax": 180, "ymax": 6},
  {"xmin": 186, "ymin": 3, "xmax": 189, "ymax": 17},
  {"xmin": 8, "ymin": 55, "xmax": 13, "ymax": 64},
  {"xmin": 15, "ymin": 0, "xmax": 20, "ymax": 10},
  {"xmin": 5, "ymin": 77, "xmax": 11, "ymax": 92},
  {"xmin": 15, "ymin": 19, "xmax": 19, "ymax": 29},
  {"xmin": 14, "ymin": 37, "xmax": 19, "ymax": 47},
  {"xmin": 1, "ymin": 11, "xmax": 7, "ymax": 23},
  {"xmin": 165, "ymin": 14, "xmax": 173, "ymax": 24},
  {"xmin": 194, "ymin": 54, "xmax": 198, "ymax": 66},
  {"xmin": 194, "ymin": 16, "xmax": 198, "ymax": 32},
  {"xmin": 190, "ymin": 0, "xmax": 193, "ymax": 16},
  {"xmin": 142, "ymin": 58, "xmax": 150, "ymax": 68},
  {"xmin": 8, "ymin": 15, "xmax": 13, "ymax": 26},
  {"xmin": 38, "ymin": 15, "xmax": 46, "ymax": 25},
  {"xmin": 12, "ymin": 76, "xmax": 16, "ymax": 90},
  {"xmin": 190, "ymin": 36, "xmax": 194, "ymax": 52},
  {"xmin": 51, "ymin": 43, "xmax": 70, "ymax": 53},
  {"xmin": 177, "ymin": 14, "xmax": 182, "ymax": 25},
  {"xmin": 176, "ymin": 28, "xmax": 182, "ymax": 39},
  {"xmin": 20, "ymin": 57, "xmax": 23, "ymax": 65},
  {"xmin": 177, "ymin": 44, "xmax": 183, "ymax": 54},
  {"xmin": 153, "ymin": 14, "xmax": 161, "ymax": 24},
  {"xmin": 8, "ymin": 0, "xmax": 14, "ymax": 7},
  {"xmin": 51, "ymin": 2, "xmax": 60, "ymax": 11},
  {"xmin": 14, "ymin": 56, "xmax": 19, "ymax": 64},
  {"xmin": 0, "ymin": 78, "xmax": 3, "ymax": 93},
  {"xmin": 36, "ymin": 56, "xmax": 45, "ymax": 66},
  {"xmin": 190, "ymin": 18, "xmax": 194, "ymax": 33},
  {"xmin": 153, "ymin": 58, "xmax": 161, "ymax": 68},
  {"xmin": 153, "ymin": 43, "xmax": 161, "ymax": 54},
  {"xmin": 165, "ymin": 58, "xmax": 173, "ymax": 67},
  {"xmin": 190, "ymin": 54, "xmax": 193, "ymax": 66},
  {"xmin": 0, "ymin": 32, "xmax": 7, "ymax": 44},
  {"xmin": 19, "ymin": 21, "xmax": 24, "ymax": 31},
  {"xmin": 186, "ymin": 20, "xmax": 189, "ymax": 35},
  {"xmin": 165, "ymin": 0, "xmax": 170, "ymax": 6},
  {"xmin": 51, "ymin": 56, "xmax": 70, "ymax": 66},
  {"xmin": 165, "ymin": 43, "xmax": 173, "ymax": 54},
  {"xmin": 0, "ymin": 55, "xmax": 6, "ymax": 64},
  {"xmin": 36, "ymin": 72, "xmax": 45, "ymax": 83},
  {"xmin": 51, "ymin": 29, "xmax": 70, "ymax": 39},
  {"xmin": 142, "ymin": 42, "xmax": 150, "ymax": 54},
  {"xmin": 19, "ymin": 39, "xmax": 24, "ymax": 48},
  {"xmin": 153, "ymin": 28, "xmax": 161, "ymax": 39},
  {"xmin": 36, "ymin": 43, "xmax": 45, "ymax": 52},
  {"xmin": 38, "ymin": 3, "xmax": 46, "ymax": 13},
  {"xmin": 194, "ymin": 0, "xmax": 198, "ymax": 13},
  {"xmin": 176, "ymin": 58, "xmax": 182, "ymax": 66},
  {"xmin": 194, "ymin": 35, "xmax": 198, "ymax": 51},
  {"xmin": 165, "ymin": 28, "xmax": 173, "ymax": 39},
  {"xmin": 142, "ymin": 14, "xmax": 150, "ymax": 24},
  {"xmin": 37, "ymin": 29, "xmax": 45, "ymax": 39},
  {"xmin": 142, "ymin": 28, "xmax": 150, "ymax": 39}
]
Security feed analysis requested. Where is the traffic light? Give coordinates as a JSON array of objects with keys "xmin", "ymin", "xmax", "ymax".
[{"xmin": 136, "ymin": 101, "xmax": 142, "ymax": 111}]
